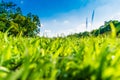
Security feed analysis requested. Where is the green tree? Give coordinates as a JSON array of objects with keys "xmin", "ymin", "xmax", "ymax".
[{"xmin": 0, "ymin": 1, "xmax": 41, "ymax": 37}]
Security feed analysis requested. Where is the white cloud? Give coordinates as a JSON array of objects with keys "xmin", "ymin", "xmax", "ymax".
[
  {"xmin": 111, "ymin": 13, "xmax": 120, "ymax": 20},
  {"xmin": 41, "ymin": 24, "xmax": 44, "ymax": 27},
  {"xmin": 44, "ymin": 29, "xmax": 51, "ymax": 33},
  {"xmin": 42, "ymin": 29, "xmax": 52, "ymax": 37},
  {"xmin": 63, "ymin": 20, "xmax": 70, "ymax": 24},
  {"xmin": 40, "ymin": 0, "xmax": 120, "ymax": 37},
  {"xmin": 40, "ymin": 20, "xmax": 105, "ymax": 37}
]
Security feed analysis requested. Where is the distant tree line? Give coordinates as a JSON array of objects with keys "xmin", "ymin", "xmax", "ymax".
[
  {"xmin": 67, "ymin": 20, "xmax": 120, "ymax": 37},
  {"xmin": 0, "ymin": 1, "xmax": 41, "ymax": 37}
]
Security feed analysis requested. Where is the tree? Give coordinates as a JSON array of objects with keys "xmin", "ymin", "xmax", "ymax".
[
  {"xmin": 16, "ymin": 7, "xmax": 22, "ymax": 14},
  {"xmin": 0, "ymin": 1, "xmax": 41, "ymax": 37}
]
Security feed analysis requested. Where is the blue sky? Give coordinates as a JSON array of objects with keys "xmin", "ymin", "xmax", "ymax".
[{"xmin": 2, "ymin": 0, "xmax": 120, "ymax": 37}]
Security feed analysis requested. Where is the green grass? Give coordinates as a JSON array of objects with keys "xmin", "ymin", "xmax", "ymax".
[{"xmin": 0, "ymin": 32, "xmax": 120, "ymax": 80}]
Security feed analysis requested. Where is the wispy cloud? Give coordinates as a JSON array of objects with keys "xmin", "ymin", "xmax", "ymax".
[
  {"xmin": 40, "ymin": 0, "xmax": 120, "ymax": 37},
  {"xmin": 63, "ymin": 20, "xmax": 70, "ymax": 24}
]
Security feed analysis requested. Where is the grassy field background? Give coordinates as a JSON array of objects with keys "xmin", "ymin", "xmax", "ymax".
[{"xmin": 0, "ymin": 32, "xmax": 120, "ymax": 80}]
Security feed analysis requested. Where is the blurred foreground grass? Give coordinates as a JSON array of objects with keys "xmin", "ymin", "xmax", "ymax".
[{"xmin": 0, "ymin": 32, "xmax": 120, "ymax": 80}]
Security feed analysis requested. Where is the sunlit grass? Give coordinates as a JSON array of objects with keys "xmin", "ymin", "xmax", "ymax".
[{"xmin": 0, "ymin": 32, "xmax": 120, "ymax": 80}]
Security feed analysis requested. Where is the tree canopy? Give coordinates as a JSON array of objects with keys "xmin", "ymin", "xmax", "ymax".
[{"xmin": 0, "ymin": 1, "xmax": 41, "ymax": 37}]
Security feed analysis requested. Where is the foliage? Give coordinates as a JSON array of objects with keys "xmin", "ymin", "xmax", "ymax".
[
  {"xmin": 0, "ymin": 1, "xmax": 41, "ymax": 37},
  {"xmin": 0, "ymin": 32, "xmax": 120, "ymax": 80}
]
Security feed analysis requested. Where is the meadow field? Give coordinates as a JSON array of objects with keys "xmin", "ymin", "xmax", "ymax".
[{"xmin": 0, "ymin": 32, "xmax": 120, "ymax": 80}]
